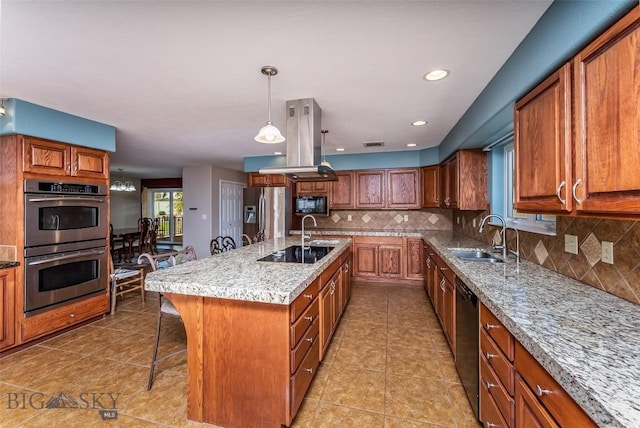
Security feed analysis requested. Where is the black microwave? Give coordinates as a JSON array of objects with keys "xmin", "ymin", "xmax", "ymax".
[{"xmin": 295, "ymin": 196, "xmax": 328, "ymax": 215}]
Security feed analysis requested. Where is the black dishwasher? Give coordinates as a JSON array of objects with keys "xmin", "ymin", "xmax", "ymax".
[{"xmin": 455, "ymin": 277, "xmax": 479, "ymax": 420}]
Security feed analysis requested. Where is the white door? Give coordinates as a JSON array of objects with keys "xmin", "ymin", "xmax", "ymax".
[{"xmin": 220, "ymin": 181, "xmax": 244, "ymax": 247}]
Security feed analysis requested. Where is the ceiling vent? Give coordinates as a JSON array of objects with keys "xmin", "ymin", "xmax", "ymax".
[{"xmin": 363, "ymin": 141, "xmax": 385, "ymax": 148}]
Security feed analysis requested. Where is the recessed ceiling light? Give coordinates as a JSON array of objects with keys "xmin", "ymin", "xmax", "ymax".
[
  {"xmin": 406, "ymin": 143, "xmax": 417, "ymax": 147},
  {"xmin": 335, "ymin": 148, "xmax": 345, "ymax": 152},
  {"xmin": 273, "ymin": 151, "xmax": 283, "ymax": 155},
  {"xmin": 424, "ymin": 69, "xmax": 449, "ymax": 81},
  {"xmin": 411, "ymin": 120, "xmax": 427, "ymax": 126}
]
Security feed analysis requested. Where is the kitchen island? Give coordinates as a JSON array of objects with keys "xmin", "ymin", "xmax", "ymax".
[{"xmin": 144, "ymin": 237, "xmax": 352, "ymax": 428}]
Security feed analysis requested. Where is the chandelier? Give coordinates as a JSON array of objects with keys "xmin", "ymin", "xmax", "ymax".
[{"xmin": 110, "ymin": 168, "xmax": 136, "ymax": 192}]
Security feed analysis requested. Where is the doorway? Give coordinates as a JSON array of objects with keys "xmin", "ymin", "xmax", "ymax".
[
  {"xmin": 219, "ymin": 181, "xmax": 244, "ymax": 247},
  {"xmin": 148, "ymin": 189, "xmax": 184, "ymax": 244}
]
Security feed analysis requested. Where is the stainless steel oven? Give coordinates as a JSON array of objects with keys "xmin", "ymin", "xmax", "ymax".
[
  {"xmin": 24, "ymin": 240, "xmax": 108, "ymax": 316},
  {"xmin": 24, "ymin": 179, "xmax": 108, "ymax": 248}
]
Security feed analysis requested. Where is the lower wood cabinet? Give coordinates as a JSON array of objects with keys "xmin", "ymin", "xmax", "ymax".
[
  {"xmin": 0, "ymin": 268, "xmax": 16, "ymax": 351},
  {"xmin": 319, "ymin": 252, "xmax": 351, "ymax": 359},
  {"xmin": 352, "ymin": 236, "xmax": 424, "ymax": 284},
  {"xmin": 515, "ymin": 375, "xmax": 558, "ymax": 428}
]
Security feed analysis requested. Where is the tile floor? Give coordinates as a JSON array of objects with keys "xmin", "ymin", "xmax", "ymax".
[{"xmin": 0, "ymin": 282, "xmax": 479, "ymax": 427}]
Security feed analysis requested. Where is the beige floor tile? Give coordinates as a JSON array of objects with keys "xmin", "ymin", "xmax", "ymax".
[
  {"xmin": 385, "ymin": 374, "xmax": 457, "ymax": 426},
  {"xmin": 438, "ymin": 353, "xmax": 462, "ymax": 384},
  {"xmin": 386, "ymin": 346, "xmax": 445, "ymax": 380},
  {"xmin": 322, "ymin": 365, "xmax": 386, "ymax": 412},
  {"xmin": 335, "ymin": 337, "xmax": 387, "ymax": 371},
  {"xmin": 321, "ymin": 333, "xmax": 343, "ymax": 364},
  {"xmin": 311, "ymin": 402, "xmax": 385, "ymax": 427},
  {"xmin": 342, "ymin": 305, "xmax": 388, "ymax": 325},
  {"xmin": 1, "ymin": 348, "xmax": 82, "ymax": 387},
  {"xmin": 386, "ymin": 326, "xmax": 434, "ymax": 350},
  {"xmin": 20, "ymin": 408, "xmax": 161, "ymax": 427},
  {"xmin": 342, "ymin": 320, "xmax": 388, "ymax": 344},
  {"xmin": 447, "ymin": 383, "xmax": 481, "ymax": 427},
  {"xmin": 0, "ymin": 345, "xmax": 51, "ymax": 373},
  {"xmin": 385, "ymin": 415, "xmax": 448, "ymax": 427},
  {"xmin": 118, "ymin": 369, "xmax": 186, "ymax": 424},
  {"xmin": 306, "ymin": 362, "xmax": 332, "ymax": 399},
  {"xmin": 0, "ymin": 383, "xmax": 53, "ymax": 427},
  {"xmin": 290, "ymin": 398, "xmax": 319, "ymax": 427}
]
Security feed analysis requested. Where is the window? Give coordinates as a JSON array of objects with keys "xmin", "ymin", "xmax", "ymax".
[{"xmin": 503, "ymin": 143, "xmax": 556, "ymax": 235}]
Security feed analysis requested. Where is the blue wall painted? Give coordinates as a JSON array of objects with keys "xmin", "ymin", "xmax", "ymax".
[
  {"xmin": 0, "ymin": 98, "xmax": 116, "ymax": 151},
  {"xmin": 438, "ymin": 0, "xmax": 636, "ymax": 160},
  {"xmin": 244, "ymin": 146, "xmax": 439, "ymax": 172}
]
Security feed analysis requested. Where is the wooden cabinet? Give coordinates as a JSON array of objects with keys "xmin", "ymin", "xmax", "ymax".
[
  {"xmin": 247, "ymin": 172, "xmax": 288, "ymax": 187},
  {"xmin": 22, "ymin": 135, "xmax": 109, "ymax": 179},
  {"xmin": 329, "ymin": 171, "xmax": 355, "ymax": 209},
  {"xmin": 387, "ymin": 168, "xmax": 420, "ymax": 208},
  {"xmin": 439, "ymin": 150, "xmax": 487, "ymax": 210},
  {"xmin": 515, "ymin": 375, "xmax": 558, "ymax": 428},
  {"xmin": 352, "ymin": 236, "xmax": 404, "ymax": 280},
  {"xmin": 431, "ymin": 253, "xmax": 455, "ymax": 354},
  {"xmin": 319, "ymin": 253, "xmax": 351, "ymax": 359},
  {"xmin": 0, "ymin": 268, "xmax": 16, "ymax": 351},
  {"xmin": 355, "ymin": 170, "xmax": 386, "ymax": 208},
  {"xmin": 406, "ymin": 238, "xmax": 423, "ymax": 280},
  {"xmin": 421, "ymin": 165, "xmax": 439, "ymax": 208},
  {"xmin": 515, "ymin": 6, "xmax": 640, "ymax": 218},
  {"xmin": 295, "ymin": 181, "xmax": 328, "ymax": 196},
  {"xmin": 423, "ymin": 245, "xmax": 437, "ymax": 304}
]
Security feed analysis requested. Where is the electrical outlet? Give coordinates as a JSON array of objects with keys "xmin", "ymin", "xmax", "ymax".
[
  {"xmin": 602, "ymin": 241, "xmax": 614, "ymax": 264},
  {"xmin": 403, "ymin": 214, "xmax": 409, "ymax": 222},
  {"xmin": 472, "ymin": 218, "xmax": 476, "ymax": 228},
  {"xmin": 565, "ymin": 234, "xmax": 578, "ymax": 254},
  {"xmin": 201, "ymin": 213, "xmax": 208, "ymax": 220},
  {"xmin": 347, "ymin": 215, "xmax": 352, "ymax": 221}
]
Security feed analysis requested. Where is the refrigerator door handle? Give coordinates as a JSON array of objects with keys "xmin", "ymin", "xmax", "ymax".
[{"xmin": 258, "ymin": 188, "xmax": 266, "ymax": 232}]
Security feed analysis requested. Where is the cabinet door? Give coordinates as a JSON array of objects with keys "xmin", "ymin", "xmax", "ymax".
[
  {"xmin": 329, "ymin": 171, "xmax": 355, "ymax": 209},
  {"xmin": 267, "ymin": 174, "xmax": 288, "ymax": 187},
  {"xmin": 421, "ymin": 166, "xmax": 440, "ymax": 208},
  {"xmin": 515, "ymin": 64, "xmax": 572, "ymax": 213},
  {"xmin": 573, "ymin": 7, "xmax": 640, "ymax": 215},
  {"xmin": 435, "ymin": 270, "xmax": 445, "ymax": 324},
  {"xmin": 406, "ymin": 238, "xmax": 423, "ymax": 279},
  {"xmin": 515, "ymin": 376, "xmax": 559, "ymax": 428},
  {"xmin": 247, "ymin": 173, "xmax": 268, "ymax": 187},
  {"xmin": 353, "ymin": 243, "xmax": 378, "ymax": 277},
  {"xmin": 379, "ymin": 245, "xmax": 403, "ymax": 278},
  {"xmin": 356, "ymin": 170, "xmax": 385, "ymax": 208},
  {"xmin": 439, "ymin": 163, "xmax": 449, "ymax": 209},
  {"xmin": 342, "ymin": 258, "xmax": 352, "ymax": 307},
  {"xmin": 72, "ymin": 146, "xmax": 109, "ymax": 179},
  {"xmin": 296, "ymin": 182, "xmax": 316, "ymax": 194},
  {"xmin": 0, "ymin": 268, "xmax": 16, "ymax": 350},
  {"xmin": 319, "ymin": 285, "xmax": 334, "ymax": 359},
  {"xmin": 424, "ymin": 252, "xmax": 436, "ymax": 304},
  {"xmin": 387, "ymin": 168, "xmax": 420, "ymax": 208},
  {"xmin": 442, "ymin": 277, "xmax": 456, "ymax": 355},
  {"xmin": 22, "ymin": 136, "xmax": 70, "ymax": 176},
  {"xmin": 446, "ymin": 156, "xmax": 459, "ymax": 209}
]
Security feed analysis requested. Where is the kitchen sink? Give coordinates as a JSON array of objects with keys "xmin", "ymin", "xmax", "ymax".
[
  {"xmin": 308, "ymin": 239, "xmax": 341, "ymax": 246},
  {"xmin": 257, "ymin": 245, "xmax": 334, "ymax": 264},
  {"xmin": 450, "ymin": 249, "xmax": 504, "ymax": 263}
]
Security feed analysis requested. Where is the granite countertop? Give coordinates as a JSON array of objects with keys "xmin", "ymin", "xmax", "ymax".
[
  {"xmin": 291, "ymin": 229, "xmax": 424, "ymax": 238},
  {"xmin": 423, "ymin": 231, "xmax": 640, "ymax": 428},
  {"xmin": 0, "ymin": 260, "xmax": 19, "ymax": 269},
  {"xmin": 144, "ymin": 237, "xmax": 351, "ymax": 305}
]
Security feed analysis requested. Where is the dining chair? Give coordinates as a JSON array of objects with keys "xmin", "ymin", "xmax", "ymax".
[
  {"xmin": 241, "ymin": 234, "xmax": 253, "ymax": 246},
  {"xmin": 146, "ymin": 218, "xmax": 159, "ymax": 254},
  {"xmin": 109, "ymin": 255, "xmax": 145, "ymax": 315},
  {"xmin": 210, "ymin": 236, "xmax": 237, "ymax": 255},
  {"xmin": 141, "ymin": 245, "xmax": 198, "ymax": 390},
  {"xmin": 109, "ymin": 224, "xmax": 125, "ymax": 262},
  {"xmin": 134, "ymin": 217, "xmax": 152, "ymax": 256}
]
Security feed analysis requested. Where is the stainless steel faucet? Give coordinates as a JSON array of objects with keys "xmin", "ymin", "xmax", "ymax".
[
  {"xmin": 301, "ymin": 214, "xmax": 317, "ymax": 250},
  {"xmin": 505, "ymin": 226, "xmax": 521, "ymax": 266},
  {"xmin": 478, "ymin": 214, "xmax": 507, "ymax": 260}
]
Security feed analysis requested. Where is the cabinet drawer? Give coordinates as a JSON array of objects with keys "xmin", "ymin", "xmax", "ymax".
[
  {"xmin": 480, "ymin": 377, "xmax": 509, "ymax": 428},
  {"xmin": 290, "ymin": 279, "xmax": 319, "ymax": 321},
  {"xmin": 481, "ymin": 354, "xmax": 514, "ymax": 427},
  {"xmin": 291, "ymin": 317, "xmax": 319, "ymax": 374},
  {"xmin": 291, "ymin": 299, "xmax": 319, "ymax": 348},
  {"xmin": 515, "ymin": 342, "xmax": 596, "ymax": 428},
  {"xmin": 291, "ymin": 336, "xmax": 320, "ymax": 419},
  {"xmin": 480, "ymin": 303, "xmax": 514, "ymax": 361},
  {"xmin": 21, "ymin": 294, "xmax": 108, "ymax": 341},
  {"xmin": 515, "ymin": 375, "xmax": 558, "ymax": 428},
  {"xmin": 481, "ymin": 328, "xmax": 514, "ymax": 395}
]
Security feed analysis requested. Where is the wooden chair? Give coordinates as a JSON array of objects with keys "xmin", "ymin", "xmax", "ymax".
[
  {"xmin": 109, "ymin": 255, "xmax": 145, "ymax": 315},
  {"xmin": 134, "ymin": 217, "xmax": 152, "ymax": 255},
  {"xmin": 241, "ymin": 234, "xmax": 253, "ymax": 246},
  {"xmin": 146, "ymin": 218, "xmax": 159, "ymax": 254},
  {"xmin": 109, "ymin": 224, "xmax": 125, "ymax": 262},
  {"xmin": 141, "ymin": 245, "xmax": 198, "ymax": 390},
  {"xmin": 210, "ymin": 236, "xmax": 237, "ymax": 255}
]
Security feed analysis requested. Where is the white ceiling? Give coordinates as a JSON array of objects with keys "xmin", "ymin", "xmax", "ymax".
[{"xmin": 1, "ymin": 1, "xmax": 552, "ymax": 178}]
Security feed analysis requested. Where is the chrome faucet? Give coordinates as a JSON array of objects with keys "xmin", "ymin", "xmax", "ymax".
[
  {"xmin": 301, "ymin": 214, "xmax": 317, "ymax": 250},
  {"xmin": 505, "ymin": 226, "xmax": 521, "ymax": 266},
  {"xmin": 478, "ymin": 214, "xmax": 507, "ymax": 260}
]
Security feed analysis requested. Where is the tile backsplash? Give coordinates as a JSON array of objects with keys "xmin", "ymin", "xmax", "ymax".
[
  {"xmin": 454, "ymin": 209, "xmax": 640, "ymax": 306},
  {"xmin": 314, "ymin": 209, "xmax": 453, "ymax": 232}
]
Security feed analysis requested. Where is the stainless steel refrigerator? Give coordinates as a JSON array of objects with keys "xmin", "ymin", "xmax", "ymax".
[{"xmin": 243, "ymin": 187, "xmax": 291, "ymax": 243}]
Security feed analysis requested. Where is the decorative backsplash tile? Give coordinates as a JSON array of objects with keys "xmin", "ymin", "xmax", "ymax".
[
  {"xmin": 315, "ymin": 209, "xmax": 453, "ymax": 232},
  {"xmin": 453, "ymin": 209, "xmax": 640, "ymax": 306},
  {"xmin": 0, "ymin": 245, "xmax": 17, "ymax": 261}
]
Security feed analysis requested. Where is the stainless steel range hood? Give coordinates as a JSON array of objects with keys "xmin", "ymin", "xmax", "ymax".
[{"xmin": 259, "ymin": 98, "xmax": 337, "ymax": 182}]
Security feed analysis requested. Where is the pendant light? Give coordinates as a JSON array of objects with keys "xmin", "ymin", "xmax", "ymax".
[
  {"xmin": 255, "ymin": 66, "xmax": 285, "ymax": 144},
  {"xmin": 110, "ymin": 168, "xmax": 137, "ymax": 192},
  {"xmin": 320, "ymin": 129, "xmax": 332, "ymax": 168}
]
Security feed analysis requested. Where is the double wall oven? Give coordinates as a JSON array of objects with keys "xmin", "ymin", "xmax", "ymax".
[{"xmin": 23, "ymin": 179, "xmax": 108, "ymax": 316}]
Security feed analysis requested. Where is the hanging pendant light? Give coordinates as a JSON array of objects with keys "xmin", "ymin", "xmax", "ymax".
[
  {"xmin": 110, "ymin": 168, "xmax": 137, "ymax": 192},
  {"xmin": 255, "ymin": 66, "xmax": 285, "ymax": 144},
  {"xmin": 320, "ymin": 129, "xmax": 332, "ymax": 168}
]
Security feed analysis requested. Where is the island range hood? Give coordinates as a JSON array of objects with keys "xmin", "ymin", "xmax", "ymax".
[{"xmin": 259, "ymin": 98, "xmax": 337, "ymax": 182}]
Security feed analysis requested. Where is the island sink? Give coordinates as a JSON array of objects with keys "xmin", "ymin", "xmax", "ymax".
[
  {"xmin": 257, "ymin": 245, "xmax": 334, "ymax": 264},
  {"xmin": 450, "ymin": 249, "xmax": 504, "ymax": 263}
]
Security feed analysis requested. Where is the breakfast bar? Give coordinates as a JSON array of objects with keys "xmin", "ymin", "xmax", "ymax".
[{"xmin": 144, "ymin": 237, "xmax": 352, "ymax": 428}]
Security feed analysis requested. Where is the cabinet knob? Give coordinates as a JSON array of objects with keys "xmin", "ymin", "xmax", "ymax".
[
  {"xmin": 484, "ymin": 423, "xmax": 498, "ymax": 428},
  {"xmin": 484, "ymin": 323, "xmax": 499, "ymax": 330},
  {"xmin": 484, "ymin": 352, "xmax": 497, "ymax": 360},
  {"xmin": 572, "ymin": 179, "xmax": 583, "ymax": 205},
  {"xmin": 304, "ymin": 316, "xmax": 314, "ymax": 322},
  {"xmin": 304, "ymin": 368, "xmax": 313, "ymax": 374},
  {"xmin": 556, "ymin": 181, "xmax": 566, "ymax": 204},
  {"xmin": 303, "ymin": 293, "xmax": 314, "ymax": 299},
  {"xmin": 69, "ymin": 313, "xmax": 75, "ymax": 318},
  {"xmin": 536, "ymin": 385, "xmax": 551, "ymax": 397},
  {"xmin": 485, "ymin": 381, "xmax": 497, "ymax": 389},
  {"xmin": 305, "ymin": 337, "xmax": 314, "ymax": 343}
]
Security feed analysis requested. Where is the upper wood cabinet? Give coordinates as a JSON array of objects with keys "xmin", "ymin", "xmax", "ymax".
[
  {"xmin": 329, "ymin": 171, "xmax": 355, "ymax": 209},
  {"xmin": 515, "ymin": 6, "xmax": 640, "ymax": 218},
  {"xmin": 355, "ymin": 170, "xmax": 386, "ymax": 208},
  {"xmin": 440, "ymin": 150, "xmax": 487, "ymax": 211},
  {"xmin": 354, "ymin": 168, "xmax": 420, "ymax": 209},
  {"xmin": 247, "ymin": 172, "xmax": 288, "ymax": 187},
  {"xmin": 22, "ymin": 136, "xmax": 109, "ymax": 179},
  {"xmin": 295, "ymin": 181, "xmax": 328, "ymax": 196},
  {"xmin": 421, "ymin": 166, "xmax": 439, "ymax": 208}
]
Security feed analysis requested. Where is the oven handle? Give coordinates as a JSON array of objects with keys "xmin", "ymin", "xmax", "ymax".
[
  {"xmin": 28, "ymin": 249, "xmax": 106, "ymax": 266},
  {"xmin": 27, "ymin": 197, "xmax": 107, "ymax": 203}
]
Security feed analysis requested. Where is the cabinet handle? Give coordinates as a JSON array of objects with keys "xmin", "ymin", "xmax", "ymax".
[
  {"xmin": 536, "ymin": 385, "xmax": 551, "ymax": 397},
  {"xmin": 69, "ymin": 313, "xmax": 75, "ymax": 318},
  {"xmin": 485, "ymin": 381, "xmax": 497, "ymax": 389},
  {"xmin": 345, "ymin": 263, "xmax": 349, "ymax": 272},
  {"xmin": 303, "ymin": 293, "xmax": 314, "ymax": 300},
  {"xmin": 484, "ymin": 323, "xmax": 499, "ymax": 330},
  {"xmin": 304, "ymin": 316, "xmax": 314, "ymax": 322},
  {"xmin": 441, "ymin": 266, "xmax": 448, "ymax": 271},
  {"xmin": 305, "ymin": 337, "xmax": 314, "ymax": 343},
  {"xmin": 484, "ymin": 423, "xmax": 498, "ymax": 428},
  {"xmin": 304, "ymin": 368, "xmax": 313, "ymax": 374},
  {"xmin": 484, "ymin": 352, "xmax": 497, "ymax": 360},
  {"xmin": 426, "ymin": 259, "xmax": 431, "ymax": 268},
  {"xmin": 572, "ymin": 179, "xmax": 583, "ymax": 205},
  {"xmin": 556, "ymin": 181, "xmax": 566, "ymax": 204}
]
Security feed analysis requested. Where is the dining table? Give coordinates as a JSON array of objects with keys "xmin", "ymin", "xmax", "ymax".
[{"xmin": 112, "ymin": 228, "xmax": 141, "ymax": 263}]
